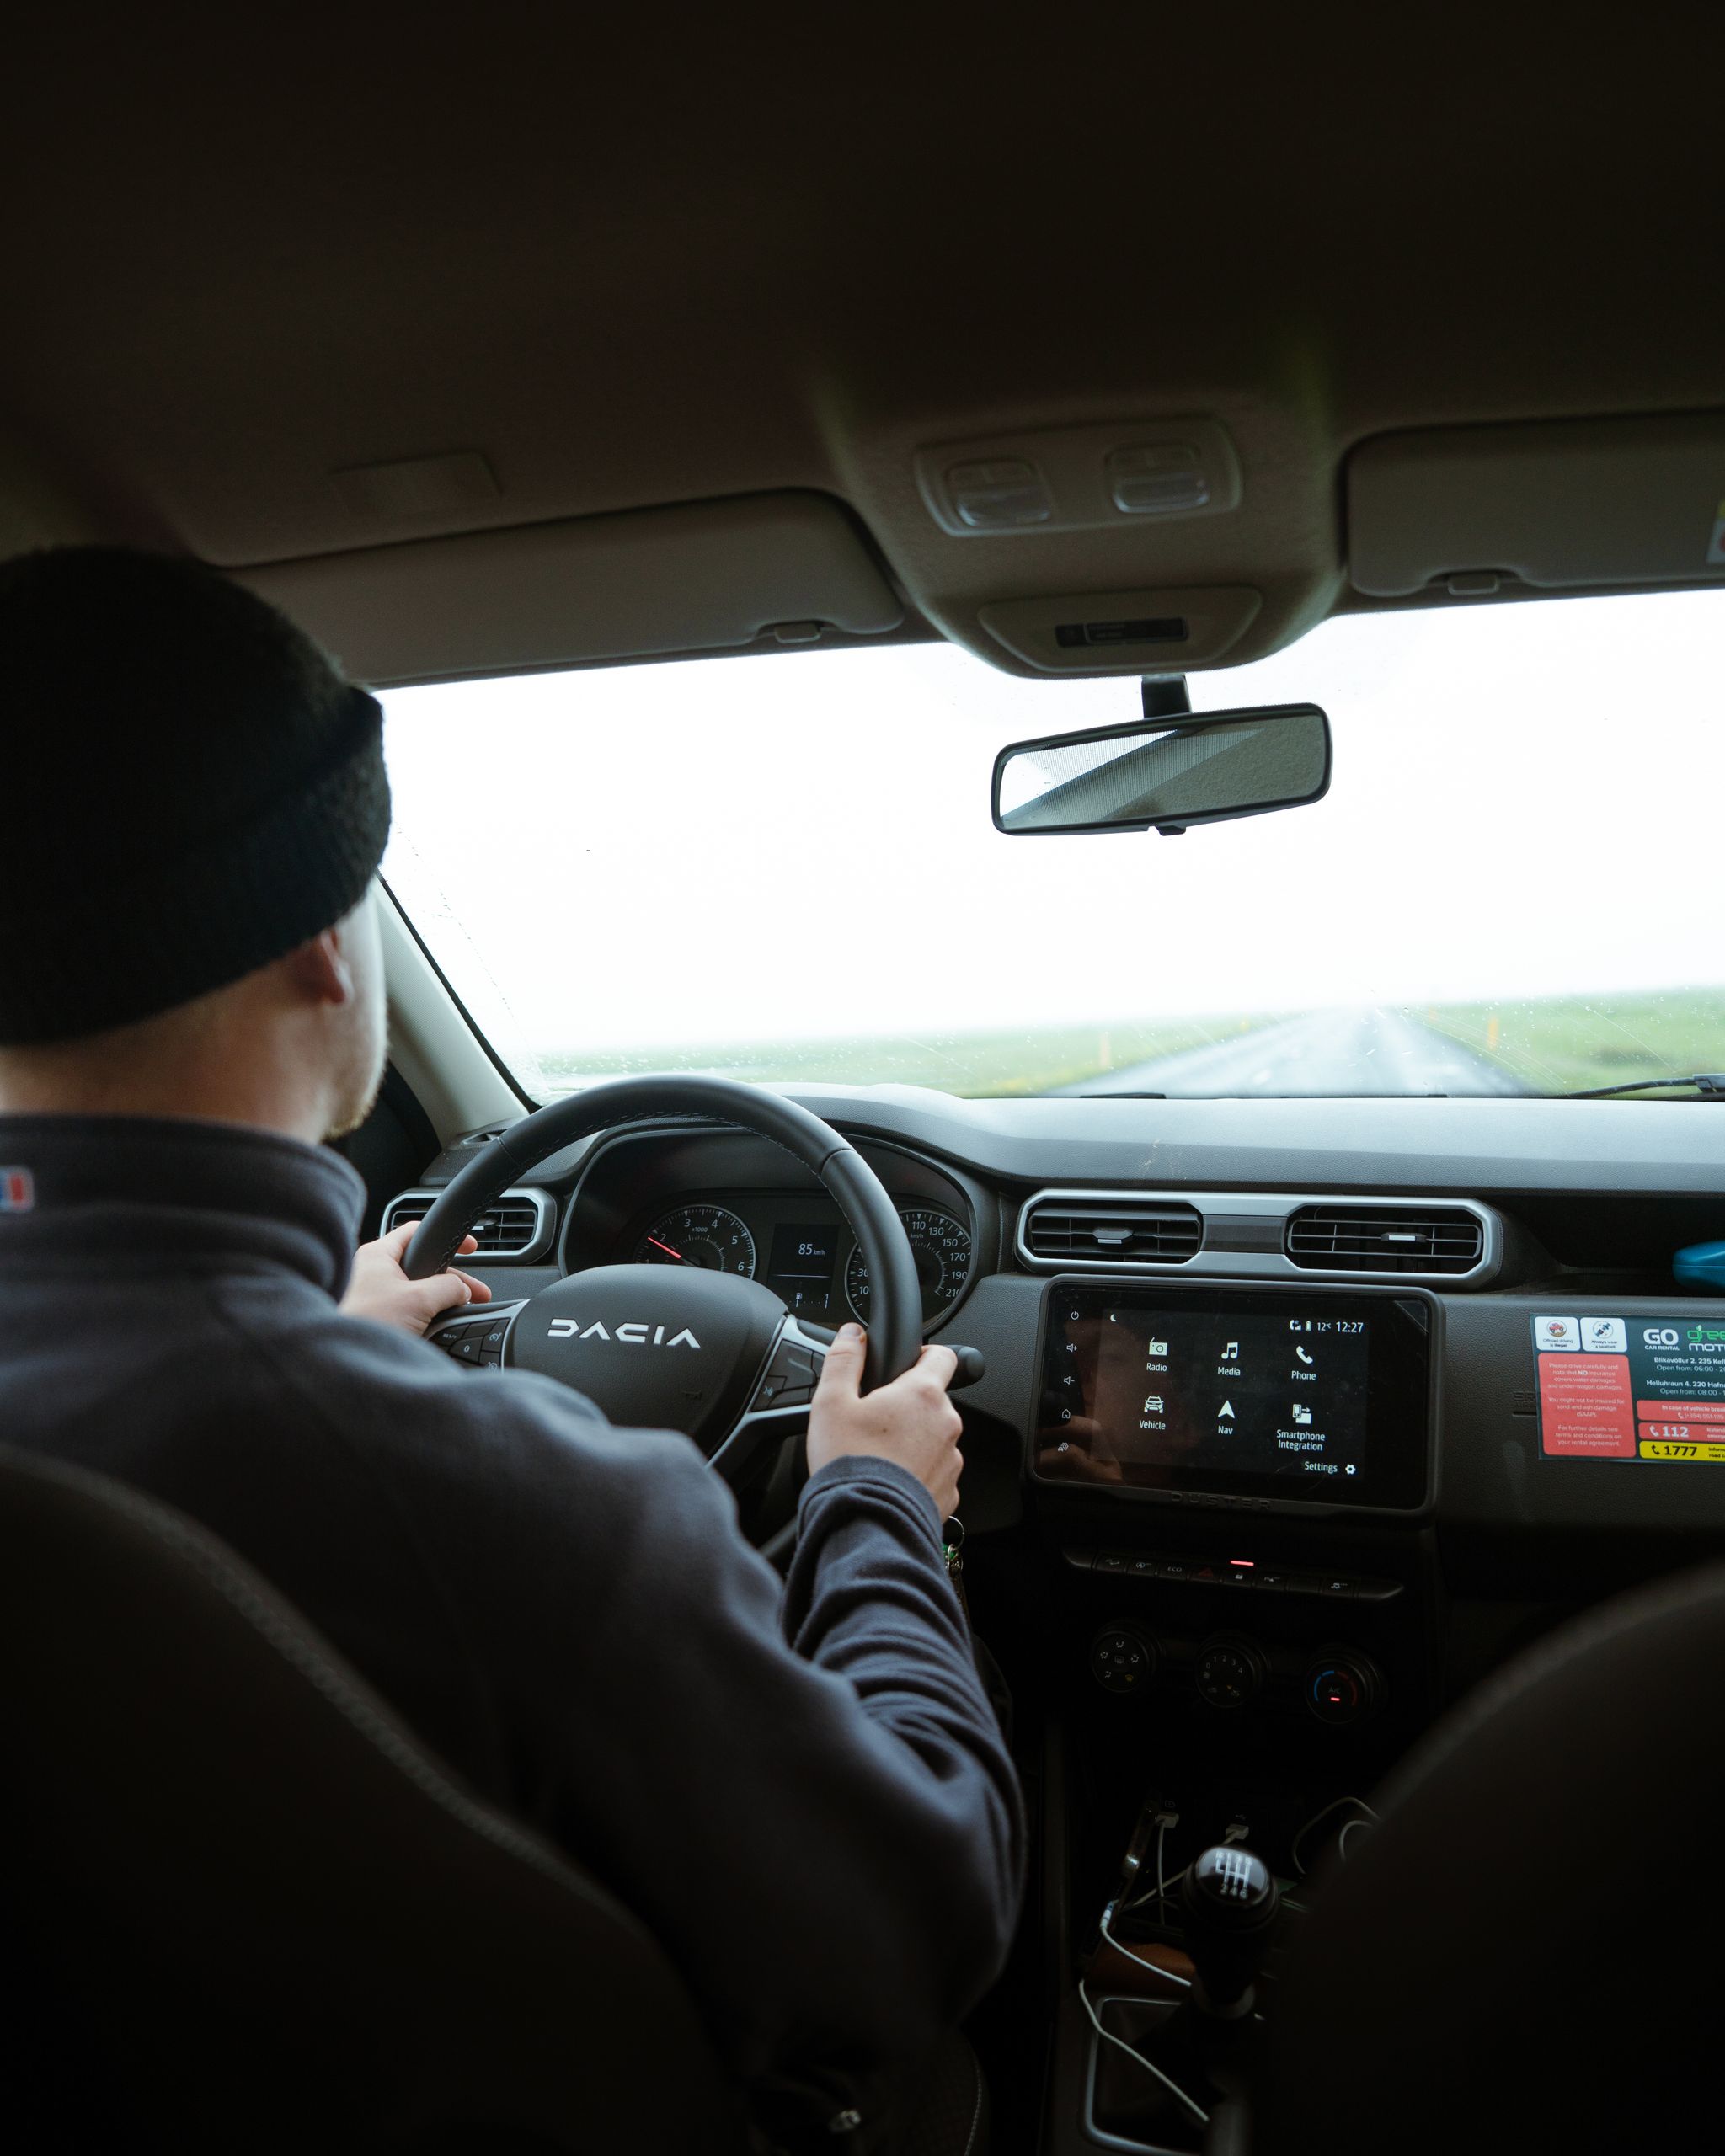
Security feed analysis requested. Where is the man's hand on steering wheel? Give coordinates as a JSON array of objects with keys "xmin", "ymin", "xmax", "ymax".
[
  {"xmin": 808, "ymin": 1324, "xmax": 964, "ymax": 1519},
  {"xmin": 343, "ymin": 1223, "xmax": 492, "ymax": 1337}
]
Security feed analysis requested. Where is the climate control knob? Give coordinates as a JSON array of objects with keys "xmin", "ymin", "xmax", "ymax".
[
  {"xmin": 1194, "ymin": 1635, "xmax": 1268, "ymax": 1710},
  {"xmin": 1090, "ymin": 1624, "xmax": 1157, "ymax": 1697},
  {"xmin": 1305, "ymin": 1648, "xmax": 1385, "ymax": 1727}
]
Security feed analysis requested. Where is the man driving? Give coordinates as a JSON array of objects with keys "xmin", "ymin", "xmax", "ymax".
[{"xmin": 0, "ymin": 547, "xmax": 1023, "ymax": 2102}]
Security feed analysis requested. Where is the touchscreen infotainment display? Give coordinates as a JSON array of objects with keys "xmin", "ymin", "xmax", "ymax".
[{"xmin": 1035, "ymin": 1285, "xmax": 1431, "ymax": 1508}]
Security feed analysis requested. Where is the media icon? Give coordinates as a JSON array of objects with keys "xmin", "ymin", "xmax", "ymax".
[
  {"xmin": 1291, "ymin": 1403, "xmax": 1313, "ymax": 1426},
  {"xmin": 1221, "ymin": 1340, "xmax": 1239, "ymax": 1362}
]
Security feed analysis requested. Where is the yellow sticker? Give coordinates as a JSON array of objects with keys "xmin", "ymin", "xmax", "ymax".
[{"xmin": 1638, "ymin": 1438, "xmax": 1725, "ymax": 1462}]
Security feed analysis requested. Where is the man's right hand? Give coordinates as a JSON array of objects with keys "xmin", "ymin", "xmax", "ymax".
[{"xmin": 806, "ymin": 1323, "xmax": 964, "ymax": 1520}]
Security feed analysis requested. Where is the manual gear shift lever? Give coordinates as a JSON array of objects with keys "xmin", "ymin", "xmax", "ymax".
[{"xmin": 1180, "ymin": 1845, "xmax": 1280, "ymax": 2017}]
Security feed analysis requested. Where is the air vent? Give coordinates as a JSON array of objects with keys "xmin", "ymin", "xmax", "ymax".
[
  {"xmin": 381, "ymin": 1187, "xmax": 554, "ymax": 1262},
  {"xmin": 1285, "ymin": 1203, "xmax": 1485, "ymax": 1277},
  {"xmin": 1022, "ymin": 1198, "xmax": 1202, "ymax": 1267}
]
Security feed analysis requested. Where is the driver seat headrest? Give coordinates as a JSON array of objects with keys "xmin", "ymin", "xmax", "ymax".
[{"xmin": 0, "ymin": 1444, "xmax": 740, "ymax": 2153}]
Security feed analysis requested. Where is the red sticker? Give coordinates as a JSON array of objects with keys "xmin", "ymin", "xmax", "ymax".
[{"xmin": 1539, "ymin": 1353, "xmax": 1635, "ymax": 1457}]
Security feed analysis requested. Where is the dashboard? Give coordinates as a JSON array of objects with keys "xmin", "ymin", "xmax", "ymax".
[
  {"xmin": 386, "ymin": 1088, "xmax": 1725, "ymax": 1759},
  {"xmin": 390, "ymin": 1089, "xmax": 1725, "ymax": 1535}
]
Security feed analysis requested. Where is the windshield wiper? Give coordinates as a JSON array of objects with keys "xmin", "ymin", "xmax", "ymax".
[{"xmin": 1562, "ymin": 1074, "xmax": 1725, "ymax": 1100}]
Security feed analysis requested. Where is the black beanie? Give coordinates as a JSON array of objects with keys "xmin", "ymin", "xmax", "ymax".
[{"xmin": 0, "ymin": 546, "xmax": 391, "ymax": 1045}]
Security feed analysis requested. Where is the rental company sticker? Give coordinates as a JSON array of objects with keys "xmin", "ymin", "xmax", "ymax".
[
  {"xmin": 0, "ymin": 1168, "xmax": 34, "ymax": 1213},
  {"xmin": 1535, "ymin": 1314, "xmax": 1725, "ymax": 1462}
]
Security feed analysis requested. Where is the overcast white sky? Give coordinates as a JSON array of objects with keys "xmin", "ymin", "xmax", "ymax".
[{"xmin": 381, "ymin": 588, "xmax": 1725, "ymax": 1077}]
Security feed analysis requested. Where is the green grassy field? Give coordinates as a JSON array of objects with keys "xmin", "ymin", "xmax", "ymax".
[
  {"xmin": 1417, "ymin": 989, "xmax": 1725, "ymax": 1097},
  {"xmin": 534, "ymin": 987, "xmax": 1725, "ymax": 1099}
]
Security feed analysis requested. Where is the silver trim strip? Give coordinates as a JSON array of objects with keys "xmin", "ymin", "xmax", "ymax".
[
  {"xmin": 1015, "ymin": 1187, "xmax": 1502, "ymax": 1287},
  {"xmin": 381, "ymin": 1187, "xmax": 558, "ymax": 1264}
]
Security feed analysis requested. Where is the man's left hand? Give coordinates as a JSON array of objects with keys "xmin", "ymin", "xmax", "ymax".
[{"xmin": 341, "ymin": 1221, "xmax": 493, "ymax": 1337}]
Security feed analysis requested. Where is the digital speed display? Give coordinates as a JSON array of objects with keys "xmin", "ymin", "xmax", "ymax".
[
  {"xmin": 1533, "ymin": 1312, "xmax": 1725, "ymax": 1461},
  {"xmin": 1036, "ymin": 1286, "xmax": 1431, "ymax": 1508}
]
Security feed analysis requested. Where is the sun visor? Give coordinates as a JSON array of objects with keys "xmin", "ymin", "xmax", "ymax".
[
  {"xmin": 242, "ymin": 491, "xmax": 904, "ymax": 683},
  {"xmin": 1348, "ymin": 414, "xmax": 1725, "ymax": 598}
]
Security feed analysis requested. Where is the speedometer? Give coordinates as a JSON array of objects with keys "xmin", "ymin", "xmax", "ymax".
[
  {"xmin": 634, "ymin": 1203, "xmax": 757, "ymax": 1278},
  {"xmin": 846, "ymin": 1205, "xmax": 972, "ymax": 1325}
]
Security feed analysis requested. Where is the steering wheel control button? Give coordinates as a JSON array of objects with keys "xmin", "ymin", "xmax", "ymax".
[
  {"xmin": 1194, "ymin": 1636, "xmax": 1268, "ymax": 1710},
  {"xmin": 1090, "ymin": 1625, "xmax": 1156, "ymax": 1695},
  {"xmin": 1305, "ymin": 1650, "xmax": 1385, "ymax": 1727},
  {"xmin": 754, "ymin": 1333, "xmax": 821, "ymax": 1410}
]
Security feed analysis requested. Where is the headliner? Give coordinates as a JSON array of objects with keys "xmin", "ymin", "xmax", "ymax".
[{"xmin": 3, "ymin": 14, "xmax": 1722, "ymax": 679}]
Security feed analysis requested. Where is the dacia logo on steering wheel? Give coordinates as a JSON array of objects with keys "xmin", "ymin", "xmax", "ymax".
[{"xmin": 547, "ymin": 1318, "xmax": 702, "ymax": 1348}]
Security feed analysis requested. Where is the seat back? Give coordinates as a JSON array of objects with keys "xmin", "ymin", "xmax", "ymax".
[
  {"xmin": 1257, "ymin": 1560, "xmax": 1725, "ymax": 2153},
  {"xmin": 0, "ymin": 1445, "xmax": 740, "ymax": 2153}
]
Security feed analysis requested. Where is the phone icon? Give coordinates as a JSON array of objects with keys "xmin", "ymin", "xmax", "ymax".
[{"xmin": 1295, "ymin": 1346, "xmax": 1315, "ymax": 1365}]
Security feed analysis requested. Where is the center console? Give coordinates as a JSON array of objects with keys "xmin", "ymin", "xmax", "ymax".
[{"xmin": 1018, "ymin": 1282, "xmax": 1440, "ymax": 2150}]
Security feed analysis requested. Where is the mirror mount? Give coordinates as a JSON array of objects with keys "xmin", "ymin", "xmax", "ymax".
[{"xmin": 1140, "ymin": 674, "xmax": 1191, "ymax": 720}]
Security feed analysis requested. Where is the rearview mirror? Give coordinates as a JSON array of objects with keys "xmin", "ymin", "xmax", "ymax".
[{"xmin": 991, "ymin": 702, "xmax": 1331, "ymax": 837}]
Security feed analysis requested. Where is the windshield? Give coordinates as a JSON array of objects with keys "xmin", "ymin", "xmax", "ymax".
[{"xmin": 382, "ymin": 590, "xmax": 1725, "ymax": 1100}]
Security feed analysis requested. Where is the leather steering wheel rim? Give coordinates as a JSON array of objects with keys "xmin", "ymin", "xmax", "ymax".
[{"xmin": 403, "ymin": 1075, "xmax": 925, "ymax": 1392}]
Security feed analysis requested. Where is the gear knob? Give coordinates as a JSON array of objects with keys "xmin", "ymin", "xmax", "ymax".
[{"xmin": 1180, "ymin": 1844, "xmax": 1280, "ymax": 2016}]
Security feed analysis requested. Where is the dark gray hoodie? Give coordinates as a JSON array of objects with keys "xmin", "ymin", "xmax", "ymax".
[{"xmin": 0, "ymin": 1113, "xmax": 1023, "ymax": 2082}]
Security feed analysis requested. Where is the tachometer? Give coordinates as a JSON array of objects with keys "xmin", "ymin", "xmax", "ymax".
[
  {"xmin": 634, "ymin": 1203, "xmax": 757, "ymax": 1278},
  {"xmin": 846, "ymin": 1205, "xmax": 972, "ymax": 1325}
]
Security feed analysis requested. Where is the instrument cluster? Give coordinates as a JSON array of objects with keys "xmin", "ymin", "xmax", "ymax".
[{"xmin": 629, "ymin": 1195, "xmax": 975, "ymax": 1328}]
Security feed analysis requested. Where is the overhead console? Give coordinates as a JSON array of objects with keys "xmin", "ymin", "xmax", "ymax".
[{"xmin": 1035, "ymin": 1282, "xmax": 1434, "ymax": 1514}]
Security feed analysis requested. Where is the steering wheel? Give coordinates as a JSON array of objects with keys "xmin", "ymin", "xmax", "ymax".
[{"xmin": 402, "ymin": 1076, "xmax": 924, "ymax": 1494}]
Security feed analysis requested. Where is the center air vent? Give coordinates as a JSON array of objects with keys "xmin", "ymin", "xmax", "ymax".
[
  {"xmin": 381, "ymin": 1188, "xmax": 555, "ymax": 1262},
  {"xmin": 1021, "ymin": 1198, "xmax": 1202, "ymax": 1267},
  {"xmin": 1285, "ymin": 1203, "xmax": 1485, "ymax": 1277}
]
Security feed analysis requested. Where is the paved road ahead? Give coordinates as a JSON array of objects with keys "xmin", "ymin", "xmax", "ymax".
[{"xmin": 1065, "ymin": 1007, "xmax": 1532, "ymax": 1098}]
